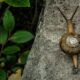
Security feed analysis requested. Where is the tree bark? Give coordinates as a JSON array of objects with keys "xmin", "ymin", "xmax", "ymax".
[{"xmin": 22, "ymin": 0, "xmax": 80, "ymax": 80}]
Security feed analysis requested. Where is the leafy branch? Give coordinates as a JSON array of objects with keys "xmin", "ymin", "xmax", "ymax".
[{"xmin": 0, "ymin": 0, "xmax": 34, "ymax": 80}]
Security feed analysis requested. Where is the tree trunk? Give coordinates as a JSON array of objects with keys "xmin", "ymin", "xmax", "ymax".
[{"xmin": 22, "ymin": 0, "xmax": 80, "ymax": 80}]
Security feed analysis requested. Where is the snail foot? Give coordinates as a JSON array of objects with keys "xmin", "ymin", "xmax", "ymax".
[{"xmin": 72, "ymin": 67, "xmax": 78, "ymax": 74}]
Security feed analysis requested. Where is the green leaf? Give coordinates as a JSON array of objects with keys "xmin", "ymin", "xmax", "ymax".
[
  {"xmin": 3, "ymin": 45, "xmax": 20, "ymax": 55},
  {"xmin": 0, "ymin": 70, "xmax": 7, "ymax": 80},
  {"xmin": 10, "ymin": 31, "xmax": 34, "ymax": 43},
  {"xmin": 5, "ymin": 0, "xmax": 30, "ymax": 7},
  {"xmin": 0, "ymin": 29, "xmax": 8, "ymax": 44},
  {"xmin": 3, "ymin": 10, "xmax": 15, "ymax": 32},
  {"xmin": 6, "ymin": 55, "xmax": 17, "ymax": 67},
  {"xmin": 6, "ymin": 55, "xmax": 17, "ymax": 64},
  {"xmin": 19, "ymin": 51, "xmax": 29, "ymax": 64}
]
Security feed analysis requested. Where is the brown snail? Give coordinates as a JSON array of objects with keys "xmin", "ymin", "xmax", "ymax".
[{"xmin": 57, "ymin": 6, "xmax": 80, "ymax": 74}]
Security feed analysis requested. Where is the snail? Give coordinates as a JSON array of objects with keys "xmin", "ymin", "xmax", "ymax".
[{"xmin": 57, "ymin": 6, "xmax": 80, "ymax": 74}]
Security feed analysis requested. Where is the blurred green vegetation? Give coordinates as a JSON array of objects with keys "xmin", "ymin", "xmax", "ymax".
[{"xmin": 0, "ymin": 0, "xmax": 44, "ymax": 79}]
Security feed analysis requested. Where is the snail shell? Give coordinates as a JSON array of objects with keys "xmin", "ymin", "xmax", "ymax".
[
  {"xmin": 60, "ymin": 33, "xmax": 80, "ymax": 55},
  {"xmin": 66, "ymin": 36, "xmax": 79, "ymax": 47}
]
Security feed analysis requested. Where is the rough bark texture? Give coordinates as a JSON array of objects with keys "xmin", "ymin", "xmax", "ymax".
[{"xmin": 22, "ymin": 0, "xmax": 80, "ymax": 80}]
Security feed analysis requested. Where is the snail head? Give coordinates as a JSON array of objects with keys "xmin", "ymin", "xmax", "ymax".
[{"xmin": 57, "ymin": 6, "xmax": 79, "ymax": 34}]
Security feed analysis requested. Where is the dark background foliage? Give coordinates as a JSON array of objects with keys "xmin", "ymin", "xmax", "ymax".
[
  {"xmin": 0, "ymin": 0, "xmax": 44, "ymax": 48},
  {"xmin": 0, "ymin": 0, "xmax": 44, "ymax": 79}
]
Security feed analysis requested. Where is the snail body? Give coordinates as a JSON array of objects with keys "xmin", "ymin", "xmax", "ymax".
[
  {"xmin": 60, "ymin": 19, "xmax": 80, "ymax": 55},
  {"xmin": 57, "ymin": 6, "xmax": 80, "ymax": 74}
]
